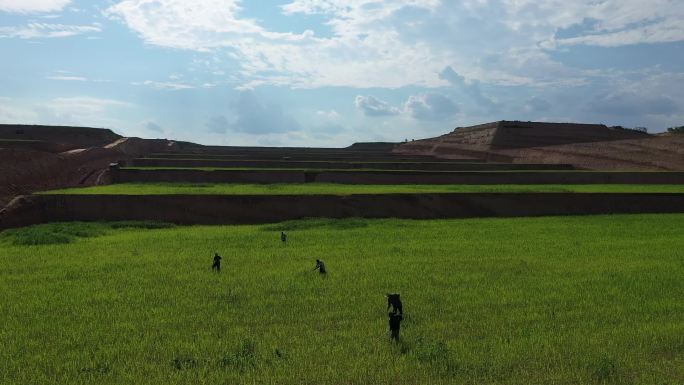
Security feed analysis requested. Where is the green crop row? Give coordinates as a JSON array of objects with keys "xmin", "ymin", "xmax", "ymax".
[
  {"xmin": 1, "ymin": 215, "xmax": 684, "ymax": 384},
  {"xmin": 39, "ymin": 182, "xmax": 684, "ymax": 195}
]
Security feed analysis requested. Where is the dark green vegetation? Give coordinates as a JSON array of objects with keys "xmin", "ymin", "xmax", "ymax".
[
  {"xmin": 40, "ymin": 182, "xmax": 684, "ymax": 195},
  {"xmin": 667, "ymin": 126, "xmax": 684, "ymax": 134},
  {"xmin": 2, "ymin": 215, "xmax": 684, "ymax": 384}
]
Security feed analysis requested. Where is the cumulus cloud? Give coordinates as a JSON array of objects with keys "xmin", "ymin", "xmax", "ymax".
[
  {"xmin": 404, "ymin": 93, "xmax": 459, "ymax": 121},
  {"xmin": 103, "ymin": 0, "xmax": 684, "ymax": 91},
  {"xmin": 501, "ymin": 0, "xmax": 684, "ymax": 48},
  {"xmin": 356, "ymin": 93, "xmax": 459, "ymax": 121},
  {"xmin": 0, "ymin": 0, "xmax": 70, "ymax": 13},
  {"xmin": 227, "ymin": 92, "xmax": 302, "ymax": 134},
  {"xmin": 354, "ymin": 95, "xmax": 400, "ymax": 117},
  {"xmin": 105, "ymin": 0, "xmax": 449, "ymax": 89},
  {"xmin": 0, "ymin": 23, "xmax": 100, "ymax": 39},
  {"xmin": 439, "ymin": 66, "xmax": 499, "ymax": 112}
]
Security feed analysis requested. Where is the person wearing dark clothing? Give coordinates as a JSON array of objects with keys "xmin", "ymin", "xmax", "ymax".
[
  {"xmin": 386, "ymin": 294, "xmax": 403, "ymax": 315},
  {"xmin": 313, "ymin": 259, "xmax": 326, "ymax": 274},
  {"xmin": 388, "ymin": 312, "xmax": 403, "ymax": 342},
  {"xmin": 281, "ymin": 231, "xmax": 287, "ymax": 243},
  {"xmin": 212, "ymin": 253, "xmax": 222, "ymax": 272}
]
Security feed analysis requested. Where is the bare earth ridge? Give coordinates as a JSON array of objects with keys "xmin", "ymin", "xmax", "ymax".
[{"xmin": 394, "ymin": 121, "xmax": 684, "ymax": 170}]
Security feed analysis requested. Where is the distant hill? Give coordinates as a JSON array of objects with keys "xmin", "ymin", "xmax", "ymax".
[
  {"xmin": 395, "ymin": 121, "xmax": 684, "ymax": 170},
  {"xmin": 0, "ymin": 124, "xmax": 122, "ymax": 150}
]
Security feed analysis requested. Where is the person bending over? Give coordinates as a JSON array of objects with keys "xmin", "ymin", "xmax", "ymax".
[{"xmin": 313, "ymin": 259, "xmax": 327, "ymax": 274}]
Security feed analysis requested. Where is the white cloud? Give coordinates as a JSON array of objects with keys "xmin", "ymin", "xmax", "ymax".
[
  {"xmin": 356, "ymin": 93, "xmax": 459, "ymax": 121},
  {"xmin": 553, "ymin": 19, "xmax": 684, "ymax": 47},
  {"xmin": 404, "ymin": 93, "xmax": 459, "ymax": 121},
  {"xmin": 105, "ymin": 0, "xmax": 684, "ymax": 91},
  {"xmin": 106, "ymin": 0, "xmax": 449, "ymax": 89},
  {"xmin": 316, "ymin": 109, "xmax": 340, "ymax": 120},
  {"xmin": 46, "ymin": 75, "xmax": 87, "ymax": 81},
  {"xmin": 131, "ymin": 80, "xmax": 195, "ymax": 90},
  {"xmin": 355, "ymin": 95, "xmax": 401, "ymax": 117},
  {"xmin": 500, "ymin": 0, "xmax": 684, "ymax": 48},
  {"xmin": 48, "ymin": 97, "xmax": 131, "ymax": 115},
  {"xmin": 0, "ymin": 0, "xmax": 70, "ymax": 13},
  {"xmin": 0, "ymin": 97, "xmax": 39, "ymax": 123},
  {"xmin": 0, "ymin": 23, "xmax": 101, "ymax": 39},
  {"xmin": 0, "ymin": 96, "xmax": 134, "ymax": 130}
]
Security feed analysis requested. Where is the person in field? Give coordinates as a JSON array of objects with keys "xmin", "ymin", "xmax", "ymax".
[
  {"xmin": 281, "ymin": 231, "xmax": 287, "ymax": 243},
  {"xmin": 388, "ymin": 311, "xmax": 403, "ymax": 342},
  {"xmin": 212, "ymin": 253, "xmax": 222, "ymax": 272},
  {"xmin": 313, "ymin": 259, "xmax": 326, "ymax": 274},
  {"xmin": 386, "ymin": 294, "xmax": 403, "ymax": 315}
]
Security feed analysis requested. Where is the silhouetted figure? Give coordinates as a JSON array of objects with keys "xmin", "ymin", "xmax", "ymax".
[
  {"xmin": 313, "ymin": 259, "xmax": 326, "ymax": 274},
  {"xmin": 281, "ymin": 231, "xmax": 287, "ymax": 243},
  {"xmin": 388, "ymin": 312, "xmax": 403, "ymax": 342},
  {"xmin": 386, "ymin": 294, "xmax": 403, "ymax": 315},
  {"xmin": 212, "ymin": 253, "xmax": 222, "ymax": 272}
]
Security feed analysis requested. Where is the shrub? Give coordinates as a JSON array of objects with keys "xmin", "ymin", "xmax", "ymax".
[{"xmin": 667, "ymin": 126, "xmax": 684, "ymax": 134}]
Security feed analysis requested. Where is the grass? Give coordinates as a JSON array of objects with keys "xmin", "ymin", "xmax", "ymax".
[
  {"xmin": 39, "ymin": 182, "xmax": 684, "ymax": 195},
  {"xmin": 1, "ymin": 214, "xmax": 684, "ymax": 384}
]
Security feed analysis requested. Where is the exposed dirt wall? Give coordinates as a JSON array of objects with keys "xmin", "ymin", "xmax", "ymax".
[
  {"xmin": 0, "ymin": 125, "xmax": 121, "ymax": 148},
  {"xmin": 127, "ymin": 158, "xmax": 573, "ymax": 171},
  {"xmin": 397, "ymin": 133, "xmax": 684, "ymax": 170},
  {"xmin": 2, "ymin": 193, "xmax": 683, "ymax": 229},
  {"xmin": 112, "ymin": 169, "xmax": 684, "ymax": 185}
]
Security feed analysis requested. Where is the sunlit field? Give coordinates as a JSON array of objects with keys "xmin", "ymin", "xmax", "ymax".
[
  {"xmin": 39, "ymin": 182, "xmax": 684, "ymax": 195},
  {"xmin": 2, "ymin": 215, "xmax": 684, "ymax": 384}
]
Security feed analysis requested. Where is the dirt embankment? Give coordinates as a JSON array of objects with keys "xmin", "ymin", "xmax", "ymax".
[
  {"xmin": 111, "ymin": 168, "xmax": 684, "ymax": 185},
  {"xmin": 0, "ymin": 137, "xmax": 174, "ymax": 207},
  {"xmin": 3, "ymin": 193, "xmax": 684, "ymax": 229},
  {"xmin": 0, "ymin": 124, "xmax": 122, "ymax": 150},
  {"xmin": 396, "ymin": 122, "xmax": 684, "ymax": 170}
]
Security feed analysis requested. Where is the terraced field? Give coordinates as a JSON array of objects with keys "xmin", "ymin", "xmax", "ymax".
[
  {"xmin": 3, "ymin": 132, "xmax": 684, "ymax": 384},
  {"xmin": 41, "ymin": 182, "xmax": 684, "ymax": 195}
]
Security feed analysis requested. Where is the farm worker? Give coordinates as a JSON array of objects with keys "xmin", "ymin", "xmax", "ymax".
[
  {"xmin": 386, "ymin": 294, "xmax": 403, "ymax": 315},
  {"xmin": 281, "ymin": 231, "xmax": 287, "ymax": 243},
  {"xmin": 313, "ymin": 259, "xmax": 327, "ymax": 274},
  {"xmin": 388, "ymin": 312, "xmax": 403, "ymax": 342},
  {"xmin": 212, "ymin": 253, "xmax": 222, "ymax": 272}
]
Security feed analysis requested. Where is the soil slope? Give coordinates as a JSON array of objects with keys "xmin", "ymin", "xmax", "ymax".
[
  {"xmin": 395, "ymin": 121, "xmax": 684, "ymax": 170},
  {"xmin": 0, "ymin": 135, "xmax": 174, "ymax": 207}
]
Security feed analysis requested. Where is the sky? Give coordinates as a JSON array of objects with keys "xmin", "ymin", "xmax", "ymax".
[{"xmin": 0, "ymin": 0, "xmax": 683, "ymax": 146}]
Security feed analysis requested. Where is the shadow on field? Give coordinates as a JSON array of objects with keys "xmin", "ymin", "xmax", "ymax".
[{"xmin": 0, "ymin": 221, "xmax": 174, "ymax": 245}]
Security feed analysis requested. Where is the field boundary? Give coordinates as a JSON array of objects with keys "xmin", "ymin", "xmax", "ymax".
[
  {"xmin": 2, "ymin": 193, "xmax": 684, "ymax": 229},
  {"xmin": 112, "ymin": 168, "xmax": 684, "ymax": 185},
  {"xmin": 127, "ymin": 158, "xmax": 573, "ymax": 171}
]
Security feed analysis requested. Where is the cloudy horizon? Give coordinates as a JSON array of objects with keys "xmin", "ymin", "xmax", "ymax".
[{"xmin": 1, "ymin": 0, "xmax": 683, "ymax": 146}]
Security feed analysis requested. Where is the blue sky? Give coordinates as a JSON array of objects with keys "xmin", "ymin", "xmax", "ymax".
[{"xmin": 0, "ymin": 0, "xmax": 682, "ymax": 146}]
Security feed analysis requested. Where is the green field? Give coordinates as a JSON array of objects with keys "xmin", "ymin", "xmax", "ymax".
[
  {"xmin": 40, "ymin": 182, "xmax": 684, "ymax": 195},
  {"xmin": 2, "ymin": 215, "xmax": 684, "ymax": 384}
]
